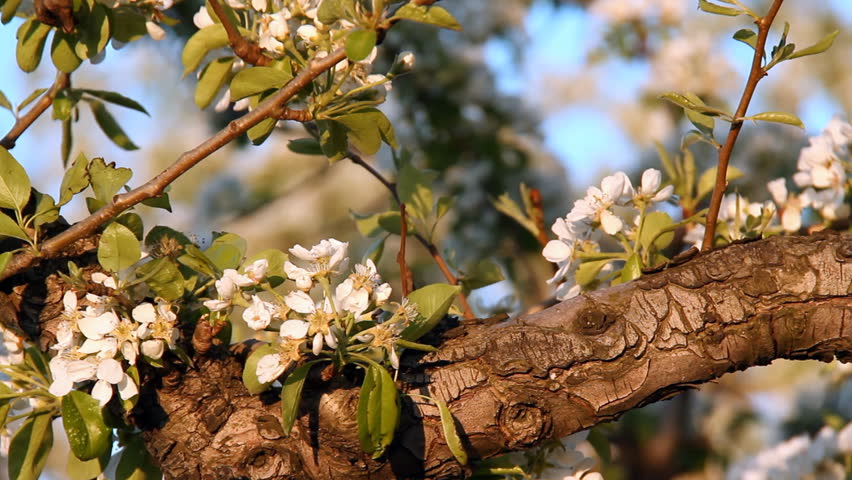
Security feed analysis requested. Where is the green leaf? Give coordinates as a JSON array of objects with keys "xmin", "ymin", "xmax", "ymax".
[
  {"xmin": 0, "ymin": 146, "xmax": 31, "ymax": 210},
  {"xmin": 788, "ymin": 30, "xmax": 838, "ymax": 60},
  {"xmin": 0, "ymin": 90, "xmax": 12, "ymax": 112},
  {"xmin": 436, "ymin": 399, "xmax": 467, "ymax": 465},
  {"xmin": 141, "ymin": 191, "xmax": 172, "ymax": 212},
  {"xmin": 317, "ymin": 119, "xmax": 348, "ymax": 162},
  {"xmin": 1, "ymin": 0, "xmax": 22, "ymax": 24},
  {"xmin": 697, "ymin": 0, "xmax": 742, "ymax": 16},
  {"xmin": 15, "ymin": 19, "xmax": 51, "ymax": 72},
  {"xmin": 115, "ymin": 434, "xmax": 162, "ymax": 480},
  {"xmin": 402, "ymin": 283, "xmax": 462, "ymax": 341},
  {"xmin": 89, "ymin": 157, "xmax": 132, "ymax": 204},
  {"xmin": 51, "ymin": 31, "xmax": 82, "ymax": 73},
  {"xmin": 746, "ymin": 111, "xmax": 804, "ymax": 129},
  {"xmin": 58, "ymin": 153, "xmax": 90, "ymax": 206},
  {"xmin": 88, "ymin": 100, "xmax": 140, "ymax": 150},
  {"xmin": 52, "ymin": 89, "xmax": 75, "ymax": 121},
  {"xmin": 491, "ymin": 193, "xmax": 537, "ymax": 236},
  {"xmin": 317, "ymin": 0, "xmax": 355, "ymax": 24},
  {"xmin": 620, "ymin": 253, "xmax": 642, "ymax": 283},
  {"xmin": 575, "ymin": 259, "xmax": 611, "ymax": 287},
  {"xmin": 80, "ymin": 89, "xmax": 149, "ymax": 115},
  {"xmin": 18, "ymin": 88, "xmax": 46, "ymax": 111},
  {"xmin": 733, "ymin": 29, "xmax": 758, "ymax": 51},
  {"xmin": 0, "ymin": 212, "xmax": 26, "ymax": 241},
  {"xmin": 435, "ymin": 196, "xmax": 454, "ymax": 221},
  {"xmin": 178, "ymin": 244, "xmax": 217, "ymax": 277},
  {"xmin": 0, "ymin": 251, "xmax": 13, "ymax": 276},
  {"xmin": 229, "ymin": 66, "xmax": 292, "ymax": 101},
  {"xmin": 61, "ymin": 117, "xmax": 72, "ymax": 166},
  {"xmin": 135, "ymin": 257, "xmax": 185, "ymax": 300},
  {"xmin": 334, "ymin": 108, "xmax": 397, "ymax": 155},
  {"xmin": 144, "ymin": 225, "xmax": 192, "ymax": 251},
  {"xmin": 356, "ymin": 365, "xmax": 376, "ymax": 454},
  {"xmin": 98, "ymin": 222, "xmax": 141, "ymax": 272},
  {"xmin": 242, "ymin": 343, "xmax": 278, "ymax": 394},
  {"xmin": 74, "ymin": 3, "xmax": 110, "ymax": 60},
  {"xmin": 61, "ymin": 391, "xmax": 111, "ymax": 461},
  {"xmin": 281, "ymin": 361, "xmax": 319, "ymax": 436},
  {"xmin": 205, "ymin": 232, "xmax": 247, "ymax": 271},
  {"xmin": 392, "ymin": 3, "xmax": 462, "ymax": 30},
  {"xmin": 587, "ymin": 428, "xmax": 612, "ymax": 464},
  {"xmin": 66, "ymin": 442, "xmax": 112, "ymax": 480},
  {"xmin": 369, "ymin": 365, "xmax": 399, "ymax": 458},
  {"xmin": 32, "ymin": 191, "xmax": 59, "ymax": 228},
  {"xmin": 345, "ymin": 29, "xmax": 377, "ymax": 62},
  {"xmin": 195, "ymin": 57, "xmax": 235, "ymax": 109},
  {"xmin": 110, "ymin": 8, "xmax": 148, "ymax": 43},
  {"xmin": 696, "ymin": 165, "xmax": 744, "ymax": 202},
  {"xmin": 683, "ymin": 93, "xmax": 714, "ymax": 137},
  {"xmin": 639, "ymin": 211, "xmax": 675, "ymax": 252},
  {"xmin": 8, "ymin": 413, "xmax": 53, "ymax": 480},
  {"xmin": 115, "ymin": 212, "xmax": 144, "ymax": 240},
  {"xmin": 362, "ymin": 235, "xmax": 386, "ymax": 264},
  {"xmin": 397, "ymin": 162, "xmax": 437, "ymax": 222},
  {"xmin": 182, "ymin": 24, "xmax": 231, "ymax": 76},
  {"xmin": 287, "ymin": 138, "xmax": 323, "ymax": 155},
  {"xmin": 205, "ymin": 0, "xmax": 239, "ymax": 26}
]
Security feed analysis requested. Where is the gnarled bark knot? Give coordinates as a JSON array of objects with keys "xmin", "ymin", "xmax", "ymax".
[{"xmin": 3, "ymin": 232, "xmax": 851, "ymax": 479}]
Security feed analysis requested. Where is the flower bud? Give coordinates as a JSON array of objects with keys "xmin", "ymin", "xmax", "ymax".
[{"xmin": 389, "ymin": 51, "xmax": 415, "ymax": 77}]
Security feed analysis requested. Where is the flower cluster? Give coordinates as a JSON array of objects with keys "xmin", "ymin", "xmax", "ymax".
[
  {"xmin": 726, "ymin": 422, "xmax": 852, "ymax": 480},
  {"xmin": 191, "ymin": 0, "xmax": 412, "ymax": 113},
  {"xmin": 543, "ymin": 168, "xmax": 673, "ymax": 300},
  {"xmin": 48, "ymin": 273, "xmax": 180, "ymax": 406},
  {"xmin": 767, "ymin": 116, "xmax": 851, "ymax": 232},
  {"xmin": 203, "ymin": 239, "xmax": 414, "ymax": 385}
]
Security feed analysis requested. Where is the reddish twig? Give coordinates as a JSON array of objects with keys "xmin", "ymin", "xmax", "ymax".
[
  {"xmin": 348, "ymin": 153, "xmax": 475, "ymax": 319},
  {"xmin": 207, "ymin": 0, "xmax": 272, "ymax": 66},
  {"xmin": 397, "ymin": 203, "xmax": 413, "ymax": 296},
  {"xmin": 528, "ymin": 187, "xmax": 549, "ymax": 248},
  {"xmin": 0, "ymin": 49, "xmax": 348, "ymax": 282},
  {"xmin": 701, "ymin": 0, "xmax": 784, "ymax": 251},
  {"xmin": 1, "ymin": 72, "xmax": 70, "ymax": 150}
]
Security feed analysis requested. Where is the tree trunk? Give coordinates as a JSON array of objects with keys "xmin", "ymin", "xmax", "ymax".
[{"xmin": 5, "ymin": 232, "xmax": 852, "ymax": 479}]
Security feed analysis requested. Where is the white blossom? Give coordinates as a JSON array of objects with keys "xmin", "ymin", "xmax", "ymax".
[{"xmin": 242, "ymin": 295, "xmax": 276, "ymax": 330}]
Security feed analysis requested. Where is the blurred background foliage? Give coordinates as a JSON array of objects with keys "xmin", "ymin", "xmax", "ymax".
[{"xmin": 0, "ymin": 0, "xmax": 850, "ymax": 478}]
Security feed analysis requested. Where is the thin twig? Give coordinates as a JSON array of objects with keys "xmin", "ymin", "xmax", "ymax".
[
  {"xmin": 528, "ymin": 187, "xmax": 549, "ymax": 248},
  {"xmin": 0, "ymin": 49, "xmax": 348, "ymax": 282},
  {"xmin": 701, "ymin": 0, "xmax": 784, "ymax": 251},
  {"xmin": 207, "ymin": 0, "xmax": 272, "ymax": 66},
  {"xmin": 1, "ymin": 72, "xmax": 70, "ymax": 150},
  {"xmin": 348, "ymin": 153, "xmax": 476, "ymax": 319},
  {"xmin": 272, "ymin": 107, "xmax": 313, "ymax": 122},
  {"xmin": 397, "ymin": 203, "xmax": 413, "ymax": 296}
]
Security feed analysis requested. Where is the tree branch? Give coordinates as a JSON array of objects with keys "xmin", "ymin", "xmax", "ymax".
[
  {"xmin": 0, "ymin": 72, "xmax": 70, "ymax": 150},
  {"xmin": 702, "ymin": 0, "xmax": 784, "ymax": 251},
  {"xmin": 0, "ymin": 49, "xmax": 348, "ymax": 283},
  {"xmin": 207, "ymin": 0, "xmax": 273, "ymax": 66},
  {"xmin": 128, "ymin": 231, "xmax": 852, "ymax": 479}
]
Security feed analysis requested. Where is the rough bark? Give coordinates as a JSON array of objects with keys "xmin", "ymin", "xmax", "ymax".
[{"xmin": 3, "ymin": 232, "xmax": 851, "ymax": 479}]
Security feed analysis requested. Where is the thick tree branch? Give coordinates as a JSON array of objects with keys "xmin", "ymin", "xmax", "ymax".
[
  {"xmin": 121, "ymin": 232, "xmax": 852, "ymax": 479},
  {"xmin": 702, "ymin": 0, "xmax": 784, "ymax": 250},
  {"xmin": 0, "ymin": 72, "xmax": 70, "ymax": 150},
  {"xmin": 0, "ymin": 49, "xmax": 347, "ymax": 283}
]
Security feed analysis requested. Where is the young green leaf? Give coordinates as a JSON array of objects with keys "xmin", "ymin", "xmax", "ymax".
[
  {"xmin": 61, "ymin": 117, "xmax": 73, "ymax": 167},
  {"xmin": 0, "ymin": 251, "xmax": 12, "ymax": 276},
  {"xmin": 115, "ymin": 434, "xmax": 162, "ymax": 480},
  {"xmin": 195, "ymin": 57, "xmax": 236, "ymax": 109},
  {"xmin": 17, "ymin": 87, "xmax": 47, "ymax": 111},
  {"xmin": 58, "ymin": 153, "xmax": 90, "ymax": 206},
  {"xmin": 136, "ymin": 258, "xmax": 185, "ymax": 301},
  {"xmin": 397, "ymin": 162, "xmax": 437, "ymax": 222},
  {"xmin": 8, "ymin": 413, "xmax": 54, "ymax": 480},
  {"xmin": 0, "ymin": 146, "xmax": 31, "ymax": 210},
  {"xmin": 52, "ymin": 89, "xmax": 75, "ymax": 121},
  {"xmin": 205, "ymin": 232, "xmax": 247, "ymax": 270},
  {"xmin": 0, "ymin": 90, "xmax": 12, "ymax": 113},
  {"xmin": 15, "ymin": 19, "xmax": 52, "ymax": 72},
  {"xmin": 87, "ymin": 100, "xmax": 140, "ymax": 150},
  {"xmin": 61, "ymin": 391, "xmax": 111, "ymax": 461},
  {"xmin": 89, "ymin": 157, "xmax": 132, "ymax": 204},
  {"xmin": 639, "ymin": 211, "xmax": 676, "ymax": 252},
  {"xmin": 74, "ymin": 3, "xmax": 110, "ymax": 60},
  {"xmin": 51, "ymin": 30, "xmax": 82, "ymax": 73},
  {"xmin": 620, "ymin": 253, "xmax": 642, "ymax": 283},
  {"xmin": 111, "ymin": 8, "xmax": 148, "ymax": 43},
  {"xmin": 31, "ymin": 191, "xmax": 59, "ymax": 228},
  {"xmin": 436, "ymin": 399, "xmax": 467, "ymax": 465},
  {"xmin": 369, "ymin": 365, "xmax": 399, "ymax": 458},
  {"xmin": 788, "ymin": 30, "xmax": 839, "ymax": 60},
  {"xmin": 229, "ymin": 66, "xmax": 293, "ymax": 101},
  {"xmin": 334, "ymin": 108, "xmax": 398, "ymax": 155},
  {"xmin": 0, "ymin": 211, "xmax": 29, "ymax": 241},
  {"xmin": 746, "ymin": 111, "xmax": 804, "ymax": 129},
  {"xmin": 242, "ymin": 343, "xmax": 279, "ymax": 394},
  {"xmin": 356, "ymin": 365, "xmax": 376, "ymax": 454},
  {"xmin": 392, "ymin": 3, "xmax": 462, "ymax": 30},
  {"xmin": 1, "ymin": 0, "xmax": 22, "ymax": 24},
  {"xmin": 317, "ymin": 0, "xmax": 356, "ymax": 24},
  {"xmin": 182, "ymin": 24, "xmax": 231, "ymax": 76},
  {"xmin": 80, "ymin": 89, "xmax": 149, "ymax": 115},
  {"xmin": 733, "ymin": 29, "xmax": 758, "ymax": 51},
  {"xmin": 575, "ymin": 259, "xmax": 611, "ymax": 287},
  {"xmin": 66, "ymin": 443, "xmax": 112, "ymax": 480},
  {"xmin": 402, "ymin": 283, "xmax": 461, "ymax": 341},
  {"xmin": 281, "ymin": 361, "xmax": 319, "ymax": 435},
  {"xmin": 317, "ymin": 119, "xmax": 348, "ymax": 162},
  {"xmin": 460, "ymin": 259, "xmax": 504, "ymax": 292},
  {"xmin": 345, "ymin": 29, "xmax": 377, "ymax": 62},
  {"xmin": 98, "ymin": 222, "xmax": 141, "ymax": 272},
  {"xmin": 696, "ymin": 165, "xmax": 744, "ymax": 202},
  {"xmin": 697, "ymin": 0, "xmax": 742, "ymax": 16},
  {"xmin": 115, "ymin": 212, "xmax": 144, "ymax": 240},
  {"xmin": 287, "ymin": 138, "xmax": 324, "ymax": 155}
]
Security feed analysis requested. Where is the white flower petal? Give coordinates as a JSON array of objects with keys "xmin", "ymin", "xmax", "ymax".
[
  {"xmin": 543, "ymin": 240, "xmax": 573, "ymax": 263},
  {"xmin": 256, "ymin": 354, "xmax": 286, "ymax": 383},
  {"xmin": 600, "ymin": 210, "xmax": 623, "ymax": 235},
  {"xmin": 285, "ymin": 291, "xmax": 316, "ymax": 314},
  {"xmin": 92, "ymin": 379, "xmax": 113, "ymax": 406},
  {"xmin": 97, "ymin": 358, "xmax": 124, "ymax": 384},
  {"xmin": 117, "ymin": 374, "xmax": 138, "ymax": 400},
  {"xmin": 279, "ymin": 320, "xmax": 309, "ymax": 339},
  {"xmin": 312, "ymin": 333, "xmax": 323, "ymax": 356}
]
